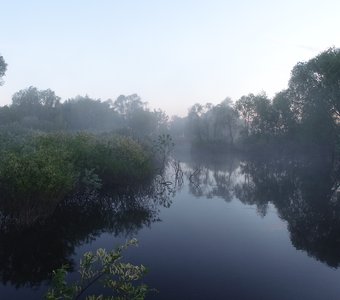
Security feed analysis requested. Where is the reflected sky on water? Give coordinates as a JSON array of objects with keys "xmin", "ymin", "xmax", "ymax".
[{"xmin": 0, "ymin": 147, "xmax": 340, "ymax": 299}]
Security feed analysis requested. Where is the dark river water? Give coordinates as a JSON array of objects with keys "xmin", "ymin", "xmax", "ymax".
[{"xmin": 0, "ymin": 146, "xmax": 340, "ymax": 299}]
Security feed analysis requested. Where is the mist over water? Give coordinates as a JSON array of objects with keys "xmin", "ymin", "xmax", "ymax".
[
  {"xmin": 0, "ymin": 23, "xmax": 339, "ymax": 299},
  {"xmin": 0, "ymin": 147, "xmax": 339, "ymax": 299}
]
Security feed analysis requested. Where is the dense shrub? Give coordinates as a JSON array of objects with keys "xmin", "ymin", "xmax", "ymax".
[
  {"xmin": 0, "ymin": 135, "xmax": 75, "ymax": 223},
  {"xmin": 0, "ymin": 132, "xmax": 156, "ymax": 224},
  {"xmin": 64, "ymin": 133, "xmax": 154, "ymax": 187}
]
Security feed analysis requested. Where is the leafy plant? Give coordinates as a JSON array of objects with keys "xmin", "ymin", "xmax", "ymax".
[
  {"xmin": 0, "ymin": 132, "xmax": 159, "ymax": 224},
  {"xmin": 46, "ymin": 239, "xmax": 151, "ymax": 300}
]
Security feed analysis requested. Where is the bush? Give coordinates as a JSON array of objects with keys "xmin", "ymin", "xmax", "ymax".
[
  {"xmin": 0, "ymin": 132, "xmax": 156, "ymax": 224},
  {"xmin": 0, "ymin": 134, "xmax": 75, "ymax": 223},
  {"xmin": 68, "ymin": 133, "xmax": 154, "ymax": 187}
]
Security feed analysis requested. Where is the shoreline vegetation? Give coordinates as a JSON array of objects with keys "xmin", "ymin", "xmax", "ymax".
[
  {"xmin": 0, "ymin": 48, "xmax": 339, "ymax": 161},
  {"xmin": 0, "ymin": 48, "xmax": 339, "ymax": 299},
  {"xmin": 0, "ymin": 132, "xmax": 161, "ymax": 225}
]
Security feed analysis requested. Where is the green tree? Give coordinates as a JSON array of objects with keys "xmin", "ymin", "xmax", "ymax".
[
  {"xmin": 288, "ymin": 47, "xmax": 340, "ymax": 151},
  {"xmin": 235, "ymin": 93, "xmax": 276, "ymax": 139},
  {"xmin": 212, "ymin": 98, "xmax": 239, "ymax": 145},
  {"xmin": 289, "ymin": 47, "xmax": 340, "ymax": 122},
  {"xmin": 10, "ymin": 87, "xmax": 62, "ymax": 130},
  {"xmin": 235, "ymin": 94, "xmax": 256, "ymax": 137},
  {"xmin": 113, "ymin": 94, "xmax": 169, "ymax": 138},
  {"xmin": 12, "ymin": 86, "xmax": 60, "ymax": 107},
  {"xmin": 113, "ymin": 94, "xmax": 146, "ymax": 117},
  {"xmin": 61, "ymin": 96, "xmax": 118, "ymax": 131},
  {"xmin": 0, "ymin": 55, "xmax": 7, "ymax": 86},
  {"xmin": 187, "ymin": 103, "xmax": 214, "ymax": 143},
  {"xmin": 272, "ymin": 90, "xmax": 297, "ymax": 135}
]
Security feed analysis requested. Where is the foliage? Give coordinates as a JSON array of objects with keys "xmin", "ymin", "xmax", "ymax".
[
  {"xmin": 0, "ymin": 132, "xmax": 157, "ymax": 224},
  {"xmin": 88, "ymin": 134, "xmax": 154, "ymax": 185},
  {"xmin": 0, "ymin": 134, "xmax": 75, "ymax": 223},
  {"xmin": 61, "ymin": 96, "xmax": 118, "ymax": 132},
  {"xmin": 0, "ymin": 55, "xmax": 7, "ymax": 85},
  {"xmin": 12, "ymin": 86, "xmax": 61, "ymax": 108},
  {"xmin": 4, "ymin": 87, "xmax": 63, "ymax": 130},
  {"xmin": 186, "ymin": 100, "xmax": 240, "ymax": 146},
  {"xmin": 113, "ymin": 94, "xmax": 168, "ymax": 139},
  {"xmin": 0, "ymin": 89, "xmax": 169, "ymax": 138},
  {"xmin": 172, "ymin": 47, "xmax": 339, "ymax": 162},
  {"xmin": 287, "ymin": 47, "xmax": 340, "ymax": 149},
  {"xmin": 233, "ymin": 48, "xmax": 340, "ymax": 158},
  {"xmin": 46, "ymin": 239, "xmax": 151, "ymax": 300}
]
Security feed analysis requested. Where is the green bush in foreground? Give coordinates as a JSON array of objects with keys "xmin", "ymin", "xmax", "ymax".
[{"xmin": 46, "ymin": 239, "xmax": 151, "ymax": 300}]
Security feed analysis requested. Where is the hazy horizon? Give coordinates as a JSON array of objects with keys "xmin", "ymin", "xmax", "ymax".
[
  {"xmin": 1, "ymin": 0, "xmax": 339, "ymax": 116},
  {"xmin": 0, "ymin": 3, "xmax": 340, "ymax": 299}
]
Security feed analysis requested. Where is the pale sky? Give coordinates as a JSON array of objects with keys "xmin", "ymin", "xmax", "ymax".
[{"xmin": 0, "ymin": 0, "xmax": 339, "ymax": 116}]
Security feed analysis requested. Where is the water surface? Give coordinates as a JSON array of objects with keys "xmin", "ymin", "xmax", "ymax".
[{"xmin": 0, "ymin": 147, "xmax": 339, "ymax": 299}]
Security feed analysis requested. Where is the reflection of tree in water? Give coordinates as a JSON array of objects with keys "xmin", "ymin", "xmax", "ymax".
[
  {"xmin": 234, "ymin": 153, "xmax": 340, "ymax": 267},
  {"xmin": 0, "ymin": 170, "xmax": 182, "ymax": 288},
  {"xmin": 185, "ymin": 149, "xmax": 340, "ymax": 267},
  {"xmin": 183, "ymin": 149, "xmax": 240, "ymax": 202}
]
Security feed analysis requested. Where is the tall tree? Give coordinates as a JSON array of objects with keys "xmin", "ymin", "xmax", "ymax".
[
  {"xmin": 11, "ymin": 86, "xmax": 62, "ymax": 130},
  {"xmin": 212, "ymin": 98, "xmax": 238, "ymax": 145},
  {"xmin": 12, "ymin": 86, "xmax": 60, "ymax": 108},
  {"xmin": 289, "ymin": 47, "xmax": 340, "ymax": 122},
  {"xmin": 288, "ymin": 47, "xmax": 340, "ymax": 149}
]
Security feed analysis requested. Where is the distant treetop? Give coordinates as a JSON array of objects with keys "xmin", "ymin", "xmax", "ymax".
[{"xmin": 0, "ymin": 55, "xmax": 7, "ymax": 86}]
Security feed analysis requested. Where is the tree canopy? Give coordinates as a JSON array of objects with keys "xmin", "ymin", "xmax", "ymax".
[
  {"xmin": 0, "ymin": 55, "xmax": 7, "ymax": 86},
  {"xmin": 170, "ymin": 47, "xmax": 340, "ymax": 162}
]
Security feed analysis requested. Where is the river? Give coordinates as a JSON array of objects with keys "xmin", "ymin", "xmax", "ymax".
[{"xmin": 0, "ymin": 146, "xmax": 339, "ymax": 299}]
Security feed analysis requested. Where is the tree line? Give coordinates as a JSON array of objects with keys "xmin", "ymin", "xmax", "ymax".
[
  {"xmin": 0, "ymin": 54, "xmax": 175, "ymax": 226},
  {"xmin": 170, "ymin": 47, "xmax": 340, "ymax": 162},
  {"xmin": 0, "ymin": 87, "xmax": 168, "ymax": 139},
  {"xmin": 1, "ymin": 47, "xmax": 339, "ymax": 158}
]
